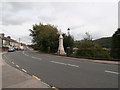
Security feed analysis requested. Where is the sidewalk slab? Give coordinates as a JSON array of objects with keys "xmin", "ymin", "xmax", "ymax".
[
  {"xmin": 0, "ymin": 53, "xmax": 2, "ymax": 90},
  {"xmin": 1, "ymin": 57, "xmax": 50, "ymax": 88}
]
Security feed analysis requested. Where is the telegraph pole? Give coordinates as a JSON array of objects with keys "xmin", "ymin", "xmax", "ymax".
[{"xmin": 19, "ymin": 38, "xmax": 20, "ymax": 43}]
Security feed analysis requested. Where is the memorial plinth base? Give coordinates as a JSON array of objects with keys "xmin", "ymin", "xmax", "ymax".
[{"xmin": 57, "ymin": 50, "xmax": 66, "ymax": 56}]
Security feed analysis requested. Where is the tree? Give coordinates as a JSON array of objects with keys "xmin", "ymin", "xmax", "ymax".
[
  {"xmin": 29, "ymin": 23, "xmax": 59, "ymax": 53},
  {"xmin": 76, "ymin": 32, "xmax": 110, "ymax": 58},
  {"xmin": 63, "ymin": 33, "xmax": 74, "ymax": 56},
  {"xmin": 83, "ymin": 32, "xmax": 92, "ymax": 40},
  {"xmin": 111, "ymin": 28, "xmax": 120, "ymax": 59}
]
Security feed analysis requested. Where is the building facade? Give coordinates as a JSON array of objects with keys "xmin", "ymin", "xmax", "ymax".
[{"xmin": 0, "ymin": 33, "xmax": 23, "ymax": 51}]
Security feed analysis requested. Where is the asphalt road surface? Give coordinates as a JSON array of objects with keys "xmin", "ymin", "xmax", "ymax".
[{"xmin": 2, "ymin": 49, "xmax": 119, "ymax": 88}]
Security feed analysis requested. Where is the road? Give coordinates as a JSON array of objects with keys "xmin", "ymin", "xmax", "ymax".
[{"xmin": 2, "ymin": 49, "xmax": 118, "ymax": 88}]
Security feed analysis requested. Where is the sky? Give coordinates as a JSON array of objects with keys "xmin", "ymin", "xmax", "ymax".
[{"xmin": 0, "ymin": 0, "xmax": 119, "ymax": 44}]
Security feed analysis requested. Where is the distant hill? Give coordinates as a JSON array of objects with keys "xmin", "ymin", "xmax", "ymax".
[{"xmin": 94, "ymin": 37, "xmax": 112, "ymax": 48}]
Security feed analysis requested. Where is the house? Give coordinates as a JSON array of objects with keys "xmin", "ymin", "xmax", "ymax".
[{"xmin": 0, "ymin": 33, "xmax": 22, "ymax": 51}]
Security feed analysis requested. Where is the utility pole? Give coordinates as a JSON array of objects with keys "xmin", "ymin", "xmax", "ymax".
[
  {"xmin": 19, "ymin": 38, "xmax": 22, "ymax": 46},
  {"xmin": 19, "ymin": 38, "xmax": 20, "ymax": 43}
]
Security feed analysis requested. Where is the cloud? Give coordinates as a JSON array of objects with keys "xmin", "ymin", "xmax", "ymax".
[
  {"xmin": 3, "ymin": 2, "xmax": 33, "ymax": 12},
  {"xmin": 1, "ymin": 2, "xmax": 118, "ymax": 44},
  {"xmin": 2, "ymin": 2, "xmax": 35, "ymax": 25},
  {"xmin": 20, "ymin": 35, "xmax": 32, "ymax": 44},
  {"xmin": 118, "ymin": 1, "xmax": 120, "ymax": 28}
]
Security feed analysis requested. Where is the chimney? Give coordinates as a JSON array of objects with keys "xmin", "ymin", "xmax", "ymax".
[
  {"xmin": 7, "ymin": 36, "xmax": 11, "ymax": 39},
  {"xmin": 0, "ymin": 33, "xmax": 5, "ymax": 37}
]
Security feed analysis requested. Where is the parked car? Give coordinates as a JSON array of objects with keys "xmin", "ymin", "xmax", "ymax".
[
  {"xmin": 20, "ymin": 46, "xmax": 24, "ymax": 50},
  {"xmin": 15, "ymin": 46, "xmax": 19, "ymax": 50},
  {"xmin": 8, "ymin": 47, "xmax": 15, "ymax": 52}
]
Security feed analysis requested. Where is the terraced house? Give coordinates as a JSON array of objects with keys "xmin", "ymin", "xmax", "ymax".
[{"xmin": 0, "ymin": 33, "xmax": 21, "ymax": 51}]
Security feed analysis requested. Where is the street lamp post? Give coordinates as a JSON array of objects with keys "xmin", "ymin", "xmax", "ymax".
[{"xmin": 67, "ymin": 28, "xmax": 70, "ymax": 35}]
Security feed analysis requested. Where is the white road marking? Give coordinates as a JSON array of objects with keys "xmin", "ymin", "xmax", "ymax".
[
  {"xmin": 31, "ymin": 56, "xmax": 42, "ymax": 60},
  {"xmin": 67, "ymin": 64, "xmax": 79, "ymax": 67},
  {"xmin": 23, "ymin": 51, "xmax": 29, "ymax": 56},
  {"xmin": 50, "ymin": 61, "xmax": 67, "ymax": 65},
  {"xmin": 23, "ymin": 51, "xmax": 42, "ymax": 60},
  {"xmin": 50, "ymin": 61, "xmax": 79, "ymax": 68},
  {"xmin": 105, "ymin": 70, "xmax": 119, "ymax": 75},
  {"xmin": 25, "ymin": 54, "xmax": 29, "ymax": 56}
]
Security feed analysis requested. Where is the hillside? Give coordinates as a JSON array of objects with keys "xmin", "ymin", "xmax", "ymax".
[{"xmin": 94, "ymin": 37, "xmax": 112, "ymax": 48}]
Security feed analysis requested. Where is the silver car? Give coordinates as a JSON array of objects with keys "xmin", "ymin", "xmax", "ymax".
[{"xmin": 8, "ymin": 47, "xmax": 15, "ymax": 52}]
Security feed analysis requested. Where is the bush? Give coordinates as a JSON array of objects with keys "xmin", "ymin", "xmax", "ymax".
[{"xmin": 76, "ymin": 40, "xmax": 110, "ymax": 59}]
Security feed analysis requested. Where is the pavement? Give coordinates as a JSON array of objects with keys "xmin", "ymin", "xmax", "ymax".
[{"xmin": 0, "ymin": 52, "xmax": 51, "ymax": 88}]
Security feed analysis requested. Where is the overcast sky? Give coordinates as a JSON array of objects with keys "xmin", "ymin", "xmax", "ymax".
[{"xmin": 0, "ymin": 0, "xmax": 119, "ymax": 44}]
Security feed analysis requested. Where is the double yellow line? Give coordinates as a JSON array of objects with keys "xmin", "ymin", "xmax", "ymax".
[
  {"xmin": 51, "ymin": 86, "xmax": 59, "ymax": 90},
  {"xmin": 12, "ymin": 62, "xmax": 14, "ymax": 64},
  {"xmin": 11, "ymin": 61, "xmax": 27, "ymax": 73},
  {"xmin": 11, "ymin": 61, "xmax": 58, "ymax": 90},
  {"xmin": 22, "ymin": 69, "xmax": 27, "ymax": 73},
  {"xmin": 16, "ymin": 65, "xmax": 20, "ymax": 68},
  {"xmin": 32, "ymin": 75, "xmax": 41, "ymax": 80}
]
